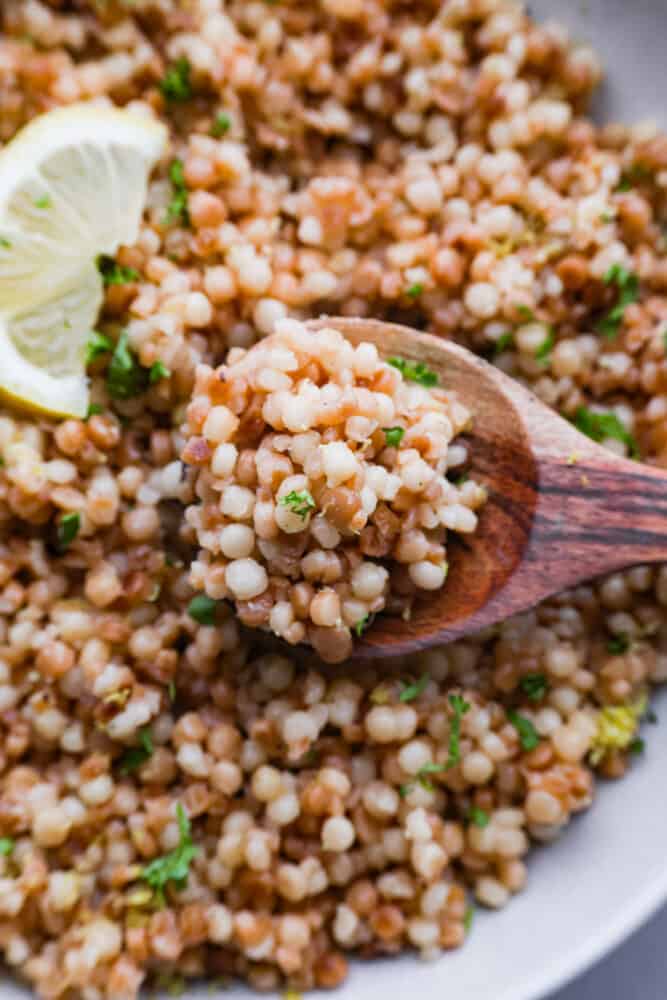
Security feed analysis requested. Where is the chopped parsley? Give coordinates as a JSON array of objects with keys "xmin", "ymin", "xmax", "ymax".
[
  {"xmin": 34, "ymin": 194, "xmax": 51, "ymax": 209},
  {"xmin": 165, "ymin": 159, "xmax": 190, "ymax": 227},
  {"xmin": 520, "ymin": 673, "xmax": 549, "ymax": 702},
  {"xmin": 493, "ymin": 331, "xmax": 514, "ymax": 355},
  {"xmin": 446, "ymin": 693, "xmax": 471, "ymax": 769},
  {"xmin": 416, "ymin": 762, "xmax": 445, "ymax": 792},
  {"xmin": 406, "ymin": 282, "xmax": 424, "ymax": 299},
  {"xmin": 149, "ymin": 361, "xmax": 171, "ymax": 384},
  {"xmin": 168, "ymin": 680, "xmax": 177, "ymax": 702},
  {"xmin": 615, "ymin": 163, "xmax": 651, "ymax": 192},
  {"xmin": 388, "ymin": 357, "xmax": 438, "ymax": 387},
  {"xmin": 118, "ymin": 728, "xmax": 154, "ymax": 775},
  {"xmin": 0, "ymin": 237, "xmax": 11, "ymax": 249},
  {"xmin": 159, "ymin": 57, "xmax": 192, "ymax": 103},
  {"xmin": 399, "ymin": 673, "xmax": 430, "ymax": 703},
  {"xmin": 607, "ymin": 634, "xmax": 631, "ymax": 655},
  {"xmin": 400, "ymin": 761, "xmax": 446, "ymax": 797},
  {"xmin": 57, "ymin": 512, "xmax": 80, "ymax": 551},
  {"xmin": 211, "ymin": 112, "xmax": 232, "ymax": 137},
  {"xmin": 86, "ymin": 331, "xmax": 113, "ymax": 365},
  {"xmin": 508, "ymin": 710, "xmax": 540, "ymax": 751},
  {"xmin": 140, "ymin": 803, "xmax": 198, "ymax": 906},
  {"xmin": 535, "ymin": 329, "xmax": 555, "ymax": 366},
  {"xmin": 515, "ymin": 304, "xmax": 535, "ymax": 322},
  {"xmin": 572, "ymin": 406, "xmax": 639, "ymax": 458},
  {"xmin": 467, "ymin": 805, "xmax": 490, "ymax": 828},
  {"xmin": 663, "ymin": 328, "xmax": 667, "ymax": 355},
  {"xmin": 107, "ymin": 331, "xmax": 146, "ymax": 400},
  {"xmin": 353, "ymin": 614, "xmax": 374, "ymax": 638},
  {"xmin": 0, "ymin": 838, "xmax": 14, "ymax": 856},
  {"xmin": 98, "ymin": 255, "xmax": 140, "ymax": 286},
  {"xmin": 383, "ymin": 426, "xmax": 405, "ymax": 447},
  {"xmin": 629, "ymin": 737, "xmax": 645, "ymax": 755},
  {"xmin": 279, "ymin": 490, "xmax": 316, "ymax": 520},
  {"xmin": 85, "ymin": 403, "xmax": 103, "ymax": 420},
  {"xmin": 597, "ymin": 264, "xmax": 639, "ymax": 338},
  {"xmin": 187, "ymin": 594, "xmax": 218, "ymax": 625},
  {"xmin": 463, "ymin": 906, "xmax": 474, "ymax": 933}
]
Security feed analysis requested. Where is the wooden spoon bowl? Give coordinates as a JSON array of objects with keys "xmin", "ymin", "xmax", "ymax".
[{"xmin": 308, "ymin": 317, "xmax": 667, "ymax": 659}]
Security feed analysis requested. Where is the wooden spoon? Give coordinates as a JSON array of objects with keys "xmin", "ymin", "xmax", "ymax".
[{"xmin": 308, "ymin": 317, "xmax": 667, "ymax": 659}]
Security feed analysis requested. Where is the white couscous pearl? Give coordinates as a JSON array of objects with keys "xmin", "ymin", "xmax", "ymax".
[
  {"xmin": 350, "ymin": 562, "xmax": 388, "ymax": 600},
  {"xmin": 253, "ymin": 297, "xmax": 288, "ymax": 336},
  {"xmin": 225, "ymin": 558, "xmax": 268, "ymax": 600},
  {"xmin": 219, "ymin": 524, "xmax": 255, "ymax": 559},
  {"xmin": 211, "ymin": 443, "xmax": 238, "ymax": 478},
  {"xmin": 221, "ymin": 485, "xmax": 256, "ymax": 520},
  {"xmin": 320, "ymin": 441, "xmax": 360, "ymax": 486},
  {"xmin": 321, "ymin": 816, "xmax": 356, "ymax": 852},
  {"xmin": 405, "ymin": 176, "xmax": 442, "ymax": 214},
  {"xmin": 184, "ymin": 291, "xmax": 213, "ymax": 327},
  {"xmin": 409, "ymin": 561, "xmax": 447, "ymax": 590},
  {"xmin": 464, "ymin": 282, "xmax": 500, "ymax": 318}
]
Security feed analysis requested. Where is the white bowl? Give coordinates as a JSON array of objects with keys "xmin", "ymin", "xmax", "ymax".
[{"xmin": 6, "ymin": 2, "xmax": 667, "ymax": 999}]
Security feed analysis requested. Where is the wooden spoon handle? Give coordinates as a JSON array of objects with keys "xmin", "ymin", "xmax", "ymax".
[
  {"xmin": 413, "ymin": 443, "xmax": 667, "ymax": 647},
  {"xmin": 461, "ymin": 348, "xmax": 667, "ymax": 604},
  {"xmin": 528, "ymin": 455, "xmax": 667, "ymax": 584},
  {"xmin": 449, "ymin": 451, "xmax": 667, "ymax": 640}
]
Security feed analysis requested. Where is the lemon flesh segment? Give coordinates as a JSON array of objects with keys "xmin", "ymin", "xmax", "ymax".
[
  {"xmin": 0, "ymin": 262, "xmax": 100, "ymax": 418},
  {"xmin": 0, "ymin": 322, "xmax": 89, "ymax": 419},
  {"xmin": 0, "ymin": 104, "xmax": 168, "ymax": 418}
]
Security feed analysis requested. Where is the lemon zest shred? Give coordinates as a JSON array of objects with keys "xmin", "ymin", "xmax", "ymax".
[{"xmin": 589, "ymin": 692, "xmax": 647, "ymax": 765}]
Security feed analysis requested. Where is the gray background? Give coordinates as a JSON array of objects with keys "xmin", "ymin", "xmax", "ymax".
[{"xmin": 553, "ymin": 904, "xmax": 666, "ymax": 999}]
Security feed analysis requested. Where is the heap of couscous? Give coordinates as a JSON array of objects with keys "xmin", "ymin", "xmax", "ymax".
[
  {"xmin": 184, "ymin": 320, "xmax": 485, "ymax": 662},
  {"xmin": 0, "ymin": 0, "xmax": 665, "ymax": 998}
]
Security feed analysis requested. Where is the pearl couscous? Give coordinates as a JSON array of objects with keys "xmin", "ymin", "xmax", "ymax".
[
  {"xmin": 184, "ymin": 320, "xmax": 485, "ymax": 662},
  {"xmin": 0, "ymin": 0, "xmax": 665, "ymax": 998}
]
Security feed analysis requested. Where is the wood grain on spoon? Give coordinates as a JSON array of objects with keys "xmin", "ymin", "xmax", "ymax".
[{"xmin": 309, "ymin": 317, "xmax": 667, "ymax": 659}]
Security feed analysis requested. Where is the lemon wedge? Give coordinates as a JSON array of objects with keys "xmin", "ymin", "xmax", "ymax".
[{"xmin": 0, "ymin": 103, "xmax": 167, "ymax": 418}]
